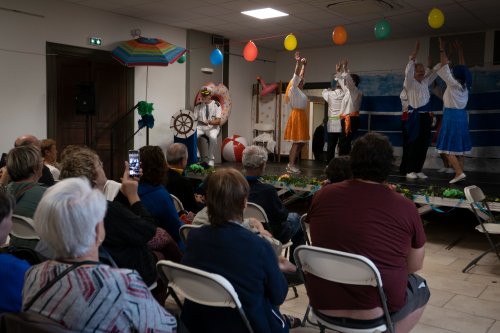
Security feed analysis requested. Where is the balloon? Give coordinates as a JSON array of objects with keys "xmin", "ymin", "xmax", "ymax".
[
  {"xmin": 284, "ymin": 33, "xmax": 297, "ymax": 51},
  {"xmin": 243, "ymin": 41, "xmax": 258, "ymax": 62},
  {"xmin": 210, "ymin": 48, "xmax": 223, "ymax": 66},
  {"xmin": 428, "ymin": 7, "xmax": 444, "ymax": 29},
  {"xmin": 177, "ymin": 53, "xmax": 186, "ymax": 64},
  {"xmin": 332, "ymin": 26, "xmax": 347, "ymax": 45},
  {"xmin": 374, "ymin": 19, "xmax": 391, "ymax": 40}
]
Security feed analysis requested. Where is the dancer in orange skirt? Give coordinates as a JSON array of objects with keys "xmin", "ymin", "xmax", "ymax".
[{"xmin": 284, "ymin": 51, "xmax": 309, "ymax": 174}]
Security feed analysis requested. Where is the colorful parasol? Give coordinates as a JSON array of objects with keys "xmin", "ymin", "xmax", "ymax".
[{"xmin": 112, "ymin": 37, "xmax": 186, "ymax": 67}]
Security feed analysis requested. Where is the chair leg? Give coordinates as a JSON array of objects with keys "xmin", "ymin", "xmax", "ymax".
[
  {"xmin": 292, "ymin": 285, "xmax": 298, "ymax": 298},
  {"xmin": 301, "ymin": 305, "xmax": 310, "ymax": 327},
  {"xmin": 463, "ymin": 241, "xmax": 500, "ymax": 273},
  {"xmin": 166, "ymin": 287, "xmax": 183, "ymax": 308}
]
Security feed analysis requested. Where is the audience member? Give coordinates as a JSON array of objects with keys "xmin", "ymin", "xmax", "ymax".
[
  {"xmin": 242, "ymin": 145, "xmax": 305, "ymax": 262},
  {"xmin": 23, "ymin": 178, "xmax": 177, "ymax": 332},
  {"xmin": 14, "ymin": 134, "xmax": 55, "ymax": 187},
  {"xmin": 40, "ymin": 138, "xmax": 60, "ymax": 181},
  {"xmin": 307, "ymin": 132, "xmax": 429, "ymax": 333},
  {"xmin": 181, "ymin": 167, "xmax": 300, "ymax": 332},
  {"xmin": 0, "ymin": 191, "xmax": 30, "ymax": 313},
  {"xmin": 325, "ymin": 155, "xmax": 352, "ymax": 184},
  {"xmin": 165, "ymin": 143, "xmax": 204, "ymax": 214},
  {"xmin": 138, "ymin": 145, "xmax": 185, "ymax": 248}
]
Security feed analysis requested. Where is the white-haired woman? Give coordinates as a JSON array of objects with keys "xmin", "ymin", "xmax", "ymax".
[{"xmin": 22, "ymin": 178, "xmax": 177, "ymax": 332}]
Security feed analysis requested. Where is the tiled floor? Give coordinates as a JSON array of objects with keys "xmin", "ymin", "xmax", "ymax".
[{"xmin": 283, "ymin": 212, "xmax": 500, "ymax": 333}]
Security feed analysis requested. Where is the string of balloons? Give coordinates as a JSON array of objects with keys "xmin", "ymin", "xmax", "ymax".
[{"xmin": 176, "ymin": 7, "xmax": 445, "ymax": 66}]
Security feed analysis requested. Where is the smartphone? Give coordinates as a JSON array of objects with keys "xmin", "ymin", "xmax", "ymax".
[
  {"xmin": 128, "ymin": 150, "xmax": 140, "ymax": 177},
  {"xmin": 0, "ymin": 153, "xmax": 7, "ymax": 169}
]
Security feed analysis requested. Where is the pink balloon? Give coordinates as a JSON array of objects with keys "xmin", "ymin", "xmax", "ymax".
[{"xmin": 243, "ymin": 41, "xmax": 258, "ymax": 62}]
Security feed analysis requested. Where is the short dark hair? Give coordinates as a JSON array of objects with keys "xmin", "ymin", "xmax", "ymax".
[
  {"xmin": 139, "ymin": 145, "xmax": 167, "ymax": 186},
  {"xmin": 350, "ymin": 132, "xmax": 394, "ymax": 183},
  {"xmin": 325, "ymin": 156, "xmax": 352, "ymax": 183},
  {"xmin": 0, "ymin": 191, "xmax": 15, "ymax": 223},
  {"xmin": 206, "ymin": 168, "xmax": 249, "ymax": 227}
]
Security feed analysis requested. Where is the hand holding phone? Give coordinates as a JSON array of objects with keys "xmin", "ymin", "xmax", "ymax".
[{"xmin": 128, "ymin": 150, "xmax": 140, "ymax": 177}]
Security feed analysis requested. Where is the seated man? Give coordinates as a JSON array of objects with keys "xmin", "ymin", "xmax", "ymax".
[
  {"xmin": 165, "ymin": 143, "xmax": 204, "ymax": 214},
  {"xmin": 194, "ymin": 86, "xmax": 221, "ymax": 167},
  {"xmin": 307, "ymin": 132, "xmax": 429, "ymax": 333},
  {"xmin": 242, "ymin": 145, "xmax": 305, "ymax": 263}
]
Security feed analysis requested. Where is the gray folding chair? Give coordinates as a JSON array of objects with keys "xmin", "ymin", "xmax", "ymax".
[
  {"xmin": 179, "ymin": 224, "xmax": 202, "ymax": 244},
  {"xmin": 157, "ymin": 260, "xmax": 255, "ymax": 333},
  {"xmin": 170, "ymin": 194, "xmax": 185, "ymax": 213},
  {"xmin": 294, "ymin": 245, "xmax": 395, "ymax": 333},
  {"xmin": 462, "ymin": 185, "xmax": 500, "ymax": 273},
  {"xmin": 300, "ymin": 213, "xmax": 311, "ymax": 245},
  {"xmin": 11, "ymin": 215, "xmax": 39, "ymax": 240}
]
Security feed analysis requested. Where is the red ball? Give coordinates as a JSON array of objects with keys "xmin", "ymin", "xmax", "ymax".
[{"xmin": 222, "ymin": 135, "xmax": 248, "ymax": 162}]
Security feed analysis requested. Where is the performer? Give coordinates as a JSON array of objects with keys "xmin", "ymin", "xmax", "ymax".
[
  {"xmin": 336, "ymin": 58, "xmax": 362, "ymax": 156},
  {"xmin": 403, "ymin": 41, "xmax": 439, "ymax": 179},
  {"xmin": 194, "ymin": 86, "xmax": 221, "ymax": 167},
  {"xmin": 284, "ymin": 51, "xmax": 309, "ymax": 174},
  {"xmin": 322, "ymin": 69, "xmax": 344, "ymax": 164},
  {"xmin": 399, "ymin": 88, "xmax": 410, "ymax": 174},
  {"xmin": 436, "ymin": 38, "xmax": 472, "ymax": 184}
]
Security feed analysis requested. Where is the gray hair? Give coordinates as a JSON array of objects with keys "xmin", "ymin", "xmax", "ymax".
[
  {"xmin": 166, "ymin": 143, "xmax": 188, "ymax": 165},
  {"xmin": 34, "ymin": 177, "xmax": 107, "ymax": 259},
  {"xmin": 7, "ymin": 145, "xmax": 42, "ymax": 181},
  {"xmin": 242, "ymin": 145, "xmax": 268, "ymax": 170}
]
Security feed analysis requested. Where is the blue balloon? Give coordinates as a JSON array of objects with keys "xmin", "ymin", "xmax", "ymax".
[
  {"xmin": 210, "ymin": 48, "xmax": 223, "ymax": 66},
  {"xmin": 374, "ymin": 19, "xmax": 391, "ymax": 40}
]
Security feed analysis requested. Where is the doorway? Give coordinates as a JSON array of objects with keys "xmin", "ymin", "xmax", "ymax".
[{"xmin": 46, "ymin": 42, "xmax": 134, "ymax": 180}]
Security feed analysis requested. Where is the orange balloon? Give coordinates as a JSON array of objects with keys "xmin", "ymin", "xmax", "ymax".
[
  {"xmin": 243, "ymin": 41, "xmax": 258, "ymax": 62},
  {"xmin": 332, "ymin": 26, "xmax": 347, "ymax": 45}
]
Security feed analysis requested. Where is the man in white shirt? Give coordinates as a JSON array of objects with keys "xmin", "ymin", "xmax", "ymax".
[
  {"xmin": 194, "ymin": 86, "xmax": 222, "ymax": 167},
  {"xmin": 322, "ymin": 79, "xmax": 344, "ymax": 164}
]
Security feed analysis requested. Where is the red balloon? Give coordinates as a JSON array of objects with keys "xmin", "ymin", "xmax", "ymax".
[
  {"xmin": 243, "ymin": 41, "xmax": 258, "ymax": 62},
  {"xmin": 332, "ymin": 26, "xmax": 347, "ymax": 45}
]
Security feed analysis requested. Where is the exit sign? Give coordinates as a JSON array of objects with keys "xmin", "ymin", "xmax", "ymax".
[{"xmin": 89, "ymin": 37, "xmax": 102, "ymax": 46}]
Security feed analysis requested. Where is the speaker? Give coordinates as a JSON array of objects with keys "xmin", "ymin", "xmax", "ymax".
[{"xmin": 75, "ymin": 82, "xmax": 95, "ymax": 115}]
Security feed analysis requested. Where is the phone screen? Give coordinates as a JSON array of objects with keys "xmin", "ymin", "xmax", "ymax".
[{"xmin": 128, "ymin": 150, "xmax": 140, "ymax": 177}]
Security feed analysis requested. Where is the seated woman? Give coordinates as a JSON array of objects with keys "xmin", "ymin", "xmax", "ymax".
[
  {"xmin": 40, "ymin": 138, "xmax": 60, "ymax": 181},
  {"xmin": 138, "ymin": 145, "xmax": 185, "ymax": 248},
  {"xmin": 0, "ymin": 191, "xmax": 31, "ymax": 313},
  {"xmin": 181, "ymin": 167, "xmax": 300, "ymax": 333},
  {"xmin": 22, "ymin": 178, "xmax": 177, "ymax": 332},
  {"xmin": 6, "ymin": 145, "xmax": 47, "ymax": 249}
]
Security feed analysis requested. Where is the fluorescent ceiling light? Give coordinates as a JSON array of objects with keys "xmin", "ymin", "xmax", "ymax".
[{"xmin": 241, "ymin": 8, "xmax": 288, "ymax": 20}]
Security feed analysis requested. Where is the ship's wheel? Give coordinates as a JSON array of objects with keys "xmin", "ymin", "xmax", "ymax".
[{"xmin": 170, "ymin": 109, "xmax": 196, "ymax": 138}]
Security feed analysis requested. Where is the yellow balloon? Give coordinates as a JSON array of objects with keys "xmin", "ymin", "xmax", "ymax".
[
  {"xmin": 284, "ymin": 34, "xmax": 297, "ymax": 51},
  {"xmin": 428, "ymin": 7, "xmax": 444, "ymax": 29}
]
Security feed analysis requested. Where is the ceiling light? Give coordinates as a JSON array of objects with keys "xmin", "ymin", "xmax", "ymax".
[{"xmin": 241, "ymin": 8, "xmax": 288, "ymax": 20}]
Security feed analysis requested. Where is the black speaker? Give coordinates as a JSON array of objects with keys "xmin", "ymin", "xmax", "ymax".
[{"xmin": 75, "ymin": 82, "xmax": 95, "ymax": 115}]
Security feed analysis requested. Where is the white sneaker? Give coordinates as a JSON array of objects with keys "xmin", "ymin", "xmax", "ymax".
[
  {"xmin": 406, "ymin": 172, "xmax": 417, "ymax": 179},
  {"xmin": 437, "ymin": 167, "xmax": 447, "ymax": 173},
  {"xmin": 445, "ymin": 168, "xmax": 455, "ymax": 174},
  {"xmin": 286, "ymin": 164, "xmax": 301, "ymax": 174},
  {"xmin": 208, "ymin": 159, "xmax": 215, "ymax": 167},
  {"xmin": 449, "ymin": 173, "xmax": 466, "ymax": 184},
  {"xmin": 416, "ymin": 172, "xmax": 428, "ymax": 179}
]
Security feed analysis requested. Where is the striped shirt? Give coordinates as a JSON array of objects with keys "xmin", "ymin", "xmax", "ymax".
[{"xmin": 23, "ymin": 261, "xmax": 176, "ymax": 332}]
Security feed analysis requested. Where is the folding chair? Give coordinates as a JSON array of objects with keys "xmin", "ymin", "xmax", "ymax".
[
  {"xmin": 156, "ymin": 260, "xmax": 255, "ymax": 333},
  {"xmin": 11, "ymin": 215, "xmax": 39, "ymax": 240},
  {"xmin": 170, "ymin": 194, "xmax": 185, "ymax": 213},
  {"xmin": 243, "ymin": 202, "xmax": 269, "ymax": 222},
  {"xmin": 300, "ymin": 213, "xmax": 311, "ymax": 245},
  {"xmin": 294, "ymin": 245, "xmax": 395, "ymax": 333},
  {"xmin": 462, "ymin": 185, "xmax": 500, "ymax": 273},
  {"xmin": 179, "ymin": 224, "xmax": 202, "ymax": 244}
]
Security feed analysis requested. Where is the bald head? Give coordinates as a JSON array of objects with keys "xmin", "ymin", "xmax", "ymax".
[
  {"xmin": 166, "ymin": 143, "xmax": 188, "ymax": 168},
  {"xmin": 15, "ymin": 134, "xmax": 40, "ymax": 148}
]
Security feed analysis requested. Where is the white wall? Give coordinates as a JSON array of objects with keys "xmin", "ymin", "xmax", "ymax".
[
  {"xmin": 228, "ymin": 46, "xmax": 277, "ymax": 143},
  {"xmin": 0, "ymin": 0, "xmax": 186, "ymax": 154}
]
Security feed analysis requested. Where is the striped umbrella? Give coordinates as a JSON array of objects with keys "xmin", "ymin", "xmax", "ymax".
[{"xmin": 112, "ymin": 37, "xmax": 186, "ymax": 67}]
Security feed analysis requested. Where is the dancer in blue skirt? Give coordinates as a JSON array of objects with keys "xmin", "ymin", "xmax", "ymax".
[{"xmin": 435, "ymin": 38, "xmax": 472, "ymax": 184}]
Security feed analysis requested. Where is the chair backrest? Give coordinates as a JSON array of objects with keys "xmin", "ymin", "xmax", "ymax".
[
  {"xmin": 0, "ymin": 311, "xmax": 74, "ymax": 333},
  {"xmin": 179, "ymin": 224, "xmax": 202, "ymax": 244},
  {"xmin": 254, "ymin": 122, "xmax": 274, "ymax": 134},
  {"xmin": 10, "ymin": 215, "xmax": 39, "ymax": 240},
  {"xmin": 171, "ymin": 194, "xmax": 185, "ymax": 213},
  {"xmin": 157, "ymin": 260, "xmax": 254, "ymax": 333},
  {"xmin": 300, "ymin": 213, "xmax": 311, "ymax": 245},
  {"xmin": 243, "ymin": 202, "xmax": 269, "ymax": 223},
  {"xmin": 294, "ymin": 245, "xmax": 394, "ymax": 333},
  {"xmin": 464, "ymin": 185, "xmax": 495, "ymax": 222}
]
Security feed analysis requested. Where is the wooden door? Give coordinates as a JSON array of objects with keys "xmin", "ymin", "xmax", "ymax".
[{"xmin": 47, "ymin": 43, "xmax": 134, "ymax": 180}]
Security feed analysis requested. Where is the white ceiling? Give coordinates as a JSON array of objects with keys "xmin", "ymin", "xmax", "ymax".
[{"xmin": 63, "ymin": 0, "xmax": 500, "ymax": 50}]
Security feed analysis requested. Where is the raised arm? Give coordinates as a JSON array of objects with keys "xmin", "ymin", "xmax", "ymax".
[
  {"xmin": 410, "ymin": 40, "xmax": 420, "ymax": 61},
  {"xmin": 439, "ymin": 37, "xmax": 449, "ymax": 66},
  {"xmin": 294, "ymin": 51, "xmax": 303, "ymax": 76},
  {"xmin": 299, "ymin": 57, "xmax": 307, "ymax": 78}
]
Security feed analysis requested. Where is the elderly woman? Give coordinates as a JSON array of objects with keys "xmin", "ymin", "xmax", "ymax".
[
  {"xmin": 181, "ymin": 167, "xmax": 300, "ymax": 332},
  {"xmin": 0, "ymin": 191, "xmax": 31, "ymax": 313},
  {"xmin": 22, "ymin": 178, "xmax": 177, "ymax": 332},
  {"xmin": 242, "ymin": 145, "xmax": 304, "ymax": 263},
  {"xmin": 138, "ymin": 145, "xmax": 184, "ymax": 248}
]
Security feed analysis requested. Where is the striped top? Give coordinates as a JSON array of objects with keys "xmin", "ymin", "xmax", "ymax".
[{"xmin": 23, "ymin": 261, "xmax": 176, "ymax": 332}]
